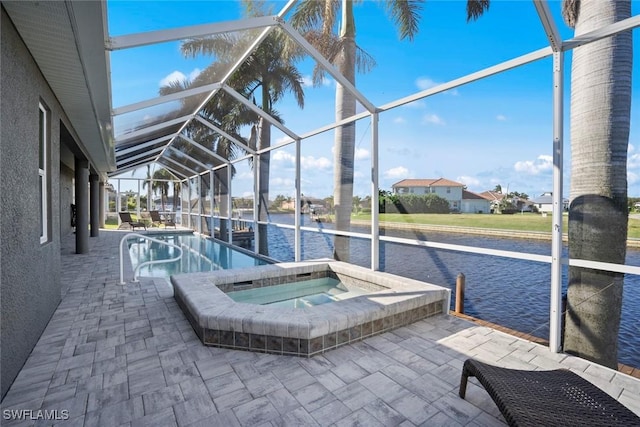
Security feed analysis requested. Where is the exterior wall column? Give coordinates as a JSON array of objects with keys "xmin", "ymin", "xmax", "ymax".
[
  {"xmin": 75, "ymin": 158, "xmax": 89, "ymax": 253},
  {"xmin": 99, "ymin": 181, "xmax": 105, "ymax": 228},
  {"xmin": 90, "ymin": 173, "xmax": 100, "ymax": 237}
]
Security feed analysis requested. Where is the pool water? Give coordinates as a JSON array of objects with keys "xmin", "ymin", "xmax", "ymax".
[
  {"xmin": 128, "ymin": 233, "xmax": 270, "ymax": 278},
  {"xmin": 226, "ymin": 277, "xmax": 371, "ymax": 308}
]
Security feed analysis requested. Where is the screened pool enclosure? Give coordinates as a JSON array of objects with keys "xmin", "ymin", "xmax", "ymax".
[{"xmin": 106, "ymin": 1, "xmax": 640, "ymax": 362}]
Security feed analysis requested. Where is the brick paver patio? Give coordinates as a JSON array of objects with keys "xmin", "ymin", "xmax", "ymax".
[{"xmin": 1, "ymin": 230, "xmax": 639, "ymax": 426}]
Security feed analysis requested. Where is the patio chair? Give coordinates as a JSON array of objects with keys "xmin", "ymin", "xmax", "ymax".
[
  {"xmin": 459, "ymin": 358, "xmax": 640, "ymax": 426},
  {"xmin": 118, "ymin": 211, "xmax": 146, "ymax": 231},
  {"xmin": 150, "ymin": 210, "xmax": 176, "ymax": 228}
]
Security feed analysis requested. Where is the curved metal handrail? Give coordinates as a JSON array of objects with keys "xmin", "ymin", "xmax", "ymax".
[{"xmin": 119, "ymin": 233, "xmax": 183, "ymax": 284}]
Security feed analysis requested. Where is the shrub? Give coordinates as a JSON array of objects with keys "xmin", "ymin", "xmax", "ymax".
[{"xmin": 379, "ymin": 193, "xmax": 450, "ymax": 214}]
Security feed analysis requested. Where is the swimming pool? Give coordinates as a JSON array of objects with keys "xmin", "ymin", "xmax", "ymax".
[
  {"xmin": 128, "ymin": 232, "xmax": 271, "ymax": 278},
  {"xmin": 226, "ymin": 277, "xmax": 371, "ymax": 308}
]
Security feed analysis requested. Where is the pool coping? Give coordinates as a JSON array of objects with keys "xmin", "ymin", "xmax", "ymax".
[{"xmin": 172, "ymin": 260, "xmax": 451, "ymax": 357}]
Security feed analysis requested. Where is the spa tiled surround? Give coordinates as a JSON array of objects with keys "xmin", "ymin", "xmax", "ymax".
[{"xmin": 173, "ymin": 260, "xmax": 451, "ymax": 357}]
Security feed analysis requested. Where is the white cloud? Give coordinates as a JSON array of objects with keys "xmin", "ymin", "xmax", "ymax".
[
  {"xmin": 496, "ymin": 114, "xmax": 507, "ymax": 121},
  {"xmin": 160, "ymin": 69, "xmax": 201, "ymax": 87},
  {"xmin": 514, "ymin": 155, "xmax": 553, "ymax": 175},
  {"xmin": 272, "ymin": 150, "xmax": 295, "ymax": 164},
  {"xmin": 301, "ymin": 75, "xmax": 314, "ymax": 87},
  {"xmin": 416, "ymin": 77, "xmax": 439, "ymax": 91},
  {"xmin": 393, "ymin": 116, "xmax": 407, "ymax": 124},
  {"xmin": 189, "ymin": 68, "xmax": 201, "ymax": 82},
  {"xmin": 159, "ymin": 71, "xmax": 186, "ymax": 87},
  {"xmin": 628, "ymin": 144, "xmax": 640, "ymax": 169},
  {"xmin": 415, "ymin": 76, "xmax": 459, "ymax": 95},
  {"xmin": 384, "ymin": 166, "xmax": 409, "ymax": 179},
  {"xmin": 301, "ymin": 156, "xmax": 331, "ymax": 170},
  {"xmin": 272, "ymin": 150, "xmax": 331, "ymax": 171},
  {"xmin": 457, "ymin": 175, "xmax": 480, "ymax": 188},
  {"xmin": 275, "ymin": 135, "xmax": 294, "ymax": 145},
  {"xmin": 422, "ymin": 113, "xmax": 445, "ymax": 126},
  {"xmin": 355, "ymin": 148, "xmax": 370, "ymax": 160},
  {"xmin": 629, "ymin": 171, "xmax": 639, "ymax": 185},
  {"xmin": 301, "ymin": 75, "xmax": 332, "ymax": 87},
  {"xmin": 628, "ymin": 153, "xmax": 640, "ymax": 169},
  {"xmin": 271, "ymin": 177, "xmax": 295, "ymax": 187},
  {"xmin": 403, "ymin": 100, "xmax": 426, "ymax": 109}
]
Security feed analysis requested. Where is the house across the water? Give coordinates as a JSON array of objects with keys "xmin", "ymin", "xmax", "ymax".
[{"xmin": 391, "ymin": 178, "xmax": 491, "ymax": 213}]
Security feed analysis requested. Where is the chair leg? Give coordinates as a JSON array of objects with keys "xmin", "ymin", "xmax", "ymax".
[{"xmin": 459, "ymin": 368, "xmax": 470, "ymax": 399}]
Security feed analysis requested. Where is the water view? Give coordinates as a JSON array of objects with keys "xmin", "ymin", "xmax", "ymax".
[{"xmin": 253, "ymin": 213, "xmax": 640, "ymax": 368}]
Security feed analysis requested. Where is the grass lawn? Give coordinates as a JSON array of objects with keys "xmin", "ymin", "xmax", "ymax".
[
  {"xmin": 354, "ymin": 212, "xmax": 640, "ymax": 239},
  {"xmin": 101, "ymin": 212, "xmax": 640, "ymax": 239}
]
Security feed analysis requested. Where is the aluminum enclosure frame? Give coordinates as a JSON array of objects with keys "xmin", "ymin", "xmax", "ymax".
[{"xmin": 105, "ymin": 1, "xmax": 640, "ymax": 358}]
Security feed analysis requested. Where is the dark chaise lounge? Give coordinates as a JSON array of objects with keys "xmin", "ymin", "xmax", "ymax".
[
  {"xmin": 459, "ymin": 358, "xmax": 640, "ymax": 427},
  {"xmin": 150, "ymin": 210, "xmax": 176, "ymax": 228},
  {"xmin": 118, "ymin": 211, "xmax": 146, "ymax": 231}
]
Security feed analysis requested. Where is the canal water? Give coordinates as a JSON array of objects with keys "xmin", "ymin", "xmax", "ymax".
[{"xmin": 257, "ymin": 213, "xmax": 640, "ymax": 368}]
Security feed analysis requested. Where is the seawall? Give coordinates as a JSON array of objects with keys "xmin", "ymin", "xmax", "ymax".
[{"xmin": 351, "ymin": 219, "xmax": 640, "ymax": 248}]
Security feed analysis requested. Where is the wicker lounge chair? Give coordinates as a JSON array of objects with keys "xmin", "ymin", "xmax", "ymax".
[
  {"xmin": 118, "ymin": 212, "xmax": 146, "ymax": 231},
  {"xmin": 459, "ymin": 358, "xmax": 640, "ymax": 427}
]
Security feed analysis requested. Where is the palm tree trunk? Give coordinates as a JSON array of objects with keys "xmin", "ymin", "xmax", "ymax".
[
  {"xmin": 333, "ymin": 0, "xmax": 357, "ymax": 262},
  {"xmin": 215, "ymin": 169, "xmax": 230, "ymax": 241},
  {"xmin": 258, "ymin": 117, "xmax": 270, "ymax": 255},
  {"xmin": 564, "ymin": 0, "xmax": 632, "ymax": 369}
]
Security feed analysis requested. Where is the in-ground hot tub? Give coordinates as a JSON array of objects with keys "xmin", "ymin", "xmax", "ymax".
[{"xmin": 173, "ymin": 260, "xmax": 451, "ymax": 357}]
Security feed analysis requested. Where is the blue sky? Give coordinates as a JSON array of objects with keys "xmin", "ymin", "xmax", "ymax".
[{"xmin": 107, "ymin": 1, "xmax": 640, "ymax": 201}]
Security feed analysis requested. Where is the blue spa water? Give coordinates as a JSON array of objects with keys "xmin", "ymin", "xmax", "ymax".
[{"xmin": 226, "ymin": 277, "xmax": 370, "ymax": 308}]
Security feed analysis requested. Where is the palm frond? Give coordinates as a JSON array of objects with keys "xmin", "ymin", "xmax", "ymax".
[
  {"xmin": 355, "ymin": 45, "xmax": 377, "ymax": 74},
  {"xmin": 181, "ymin": 34, "xmax": 240, "ymax": 60},
  {"xmin": 241, "ymin": 0, "xmax": 275, "ymax": 18},
  {"xmin": 384, "ymin": 0, "xmax": 425, "ymax": 41},
  {"xmin": 290, "ymin": 0, "xmax": 339, "ymax": 33},
  {"xmin": 561, "ymin": 0, "xmax": 580, "ymax": 29},
  {"xmin": 159, "ymin": 79, "xmax": 190, "ymax": 96},
  {"xmin": 466, "ymin": 0, "xmax": 490, "ymax": 22}
]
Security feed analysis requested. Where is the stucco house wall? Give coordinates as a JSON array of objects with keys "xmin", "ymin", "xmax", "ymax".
[
  {"xmin": 392, "ymin": 180, "xmax": 465, "ymax": 211},
  {"xmin": 461, "ymin": 199, "xmax": 491, "ymax": 214},
  {"xmin": 0, "ymin": 8, "xmax": 75, "ymax": 398}
]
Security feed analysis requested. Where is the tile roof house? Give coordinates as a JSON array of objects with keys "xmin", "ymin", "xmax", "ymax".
[
  {"xmin": 531, "ymin": 192, "xmax": 570, "ymax": 213},
  {"xmin": 462, "ymin": 189, "xmax": 492, "ymax": 214},
  {"xmin": 391, "ymin": 179, "xmax": 490, "ymax": 213}
]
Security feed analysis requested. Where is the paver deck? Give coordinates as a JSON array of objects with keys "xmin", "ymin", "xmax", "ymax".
[{"xmin": 1, "ymin": 230, "xmax": 639, "ymax": 426}]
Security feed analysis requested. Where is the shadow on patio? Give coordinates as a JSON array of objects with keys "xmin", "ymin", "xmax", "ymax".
[{"xmin": 1, "ymin": 230, "xmax": 638, "ymax": 426}]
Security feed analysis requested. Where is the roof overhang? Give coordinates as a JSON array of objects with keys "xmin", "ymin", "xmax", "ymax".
[{"xmin": 3, "ymin": 1, "xmax": 115, "ymax": 173}]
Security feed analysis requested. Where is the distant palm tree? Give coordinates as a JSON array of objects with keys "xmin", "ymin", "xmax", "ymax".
[
  {"xmin": 151, "ymin": 168, "xmax": 172, "ymax": 213},
  {"xmin": 561, "ymin": 0, "xmax": 632, "ymax": 369},
  {"xmin": 141, "ymin": 164, "xmax": 152, "ymax": 210}
]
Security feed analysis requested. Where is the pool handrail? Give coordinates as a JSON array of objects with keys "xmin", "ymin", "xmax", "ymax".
[{"xmin": 119, "ymin": 233, "xmax": 184, "ymax": 284}]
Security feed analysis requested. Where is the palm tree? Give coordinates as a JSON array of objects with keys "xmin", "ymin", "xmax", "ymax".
[
  {"xmin": 291, "ymin": 0, "xmax": 492, "ymax": 256},
  {"xmin": 460, "ymin": 0, "xmax": 632, "ymax": 368},
  {"xmin": 151, "ymin": 168, "xmax": 172, "ymax": 213},
  {"xmin": 290, "ymin": 0, "xmax": 491, "ymax": 260},
  {"xmin": 141, "ymin": 164, "xmax": 152, "ymax": 210},
  {"xmin": 178, "ymin": 1, "xmax": 305, "ymax": 254},
  {"xmin": 561, "ymin": 0, "xmax": 632, "ymax": 369}
]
